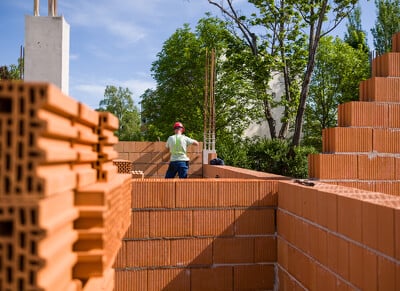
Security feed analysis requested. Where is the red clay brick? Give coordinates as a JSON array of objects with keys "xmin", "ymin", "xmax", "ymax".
[
  {"xmin": 315, "ymin": 265, "xmax": 336, "ymax": 291},
  {"xmin": 217, "ymin": 180, "xmax": 259, "ymax": 207},
  {"xmin": 131, "ymin": 180, "xmax": 175, "ymax": 208},
  {"xmin": 308, "ymin": 154, "xmax": 358, "ymax": 180},
  {"xmin": 254, "ymin": 236, "xmax": 277, "ymax": 262},
  {"xmin": 235, "ymin": 208, "xmax": 275, "ymax": 235},
  {"xmin": 276, "ymin": 210, "xmax": 296, "ymax": 244},
  {"xmin": 359, "ymin": 77, "xmax": 400, "ymax": 102},
  {"xmin": 396, "ymin": 208, "xmax": 400, "ymax": 261},
  {"xmin": 376, "ymin": 204, "xmax": 395, "ymax": 257},
  {"xmin": 126, "ymin": 211, "xmax": 149, "ymax": 239},
  {"xmin": 278, "ymin": 182, "xmax": 297, "ymax": 214},
  {"xmin": 259, "ymin": 180, "xmax": 278, "ymax": 206},
  {"xmin": 125, "ymin": 240, "xmax": 170, "ymax": 267},
  {"xmin": 277, "ymin": 237, "xmax": 289, "ymax": 270},
  {"xmin": 149, "ymin": 210, "xmax": 192, "ymax": 238},
  {"xmin": 148, "ymin": 268, "xmax": 190, "ymax": 291},
  {"xmin": 175, "ymin": 180, "xmax": 218, "ymax": 207},
  {"xmin": 192, "ymin": 209, "xmax": 234, "ymax": 237},
  {"xmin": 170, "ymin": 238, "xmax": 213, "ymax": 266},
  {"xmin": 338, "ymin": 101, "xmax": 388, "ymax": 128},
  {"xmin": 337, "ymin": 238, "xmax": 350, "ymax": 281},
  {"xmin": 114, "ymin": 270, "xmax": 147, "ymax": 291},
  {"xmin": 363, "ymin": 249, "xmax": 378, "ymax": 291},
  {"xmin": 338, "ymin": 196, "xmax": 362, "ymax": 242},
  {"xmin": 293, "ymin": 219, "xmax": 310, "ymax": 255},
  {"xmin": 316, "ymin": 189, "xmax": 338, "ymax": 232},
  {"xmin": 388, "ymin": 103, "xmax": 400, "ymax": 128},
  {"xmin": 373, "ymin": 129, "xmax": 400, "ymax": 153},
  {"xmin": 322, "ymin": 127, "xmax": 373, "ymax": 153},
  {"xmin": 191, "ymin": 267, "xmax": 233, "ymax": 291},
  {"xmin": 234, "ymin": 264, "xmax": 274, "ymax": 290},
  {"xmin": 213, "ymin": 237, "xmax": 254, "ymax": 264},
  {"xmin": 362, "ymin": 201, "xmax": 378, "ymax": 250},
  {"xmin": 377, "ymin": 256, "xmax": 396, "ymax": 291},
  {"xmin": 372, "ymin": 52, "xmax": 400, "ymax": 77},
  {"xmin": 326, "ymin": 233, "xmax": 339, "ymax": 274},
  {"xmin": 349, "ymin": 243, "xmax": 363, "ymax": 289}
]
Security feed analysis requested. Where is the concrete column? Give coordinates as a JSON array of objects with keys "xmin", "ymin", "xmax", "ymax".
[{"xmin": 24, "ymin": 16, "xmax": 70, "ymax": 95}]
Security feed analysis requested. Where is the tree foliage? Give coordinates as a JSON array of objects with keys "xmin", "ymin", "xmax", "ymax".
[
  {"xmin": 0, "ymin": 59, "xmax": 23, "ymax": 80},
  {"xmin": 141, "ymin": 17, "xmax": 257, "ymax": 142},
  {"xmin": 207, "ymin": 0, "xmax": 358, "ymax": 146},
  {"xmin": 371, "ymin": 0, "xmax": 400, "ymax": 55},
  {"xmin": 303, "ymin": 36, "xmax": 370, "ymax": 150},
  {"xmin": 97, "ymin": 85, "xmax": 142, "ymax": 141},
  {"xmin": 344, "ymin": 5, "xmax": 370, "ymax": 53}
]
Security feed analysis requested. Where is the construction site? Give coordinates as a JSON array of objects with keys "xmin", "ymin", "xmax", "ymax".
[{"xmin": 0, "ymin": 32, "xmax": 399, "ymax": 290}]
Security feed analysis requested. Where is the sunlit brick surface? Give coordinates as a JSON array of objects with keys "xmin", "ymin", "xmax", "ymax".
[
  {"xmin": 310, "ymin": 34, "xmax": 400, "ymax": 197},
  {"xmin": 0, "ymin": 81, "xmax": 131, "ymax": 291}
]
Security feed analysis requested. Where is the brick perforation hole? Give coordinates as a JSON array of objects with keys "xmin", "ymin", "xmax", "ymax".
[
  {"xmin": 0, "ymin": 97, "xmax": 12, "ymax": 113},
  {"xmin": 0, "ymin": 221, "xmax": 13, "ymax": 237}
]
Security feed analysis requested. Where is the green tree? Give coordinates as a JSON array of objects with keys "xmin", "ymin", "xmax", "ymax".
[
  {"xmin": 141, "ymin": 17, "xmax": 256, "ymax": 143},
  {"xmin": 344, "ymin": 5, "xmax": 370, "ymax": 53},
  {"xmin": 0, "ymin": 59, "xmax": 23, "ymax": 80},
  {"xmin": 371, "ymin": 0, "xmax": 400, "ymax": 55},
  {"xmin": 97, "ymin": 85, "xmax": 142, "ymax": 141},
  {"xmin": 208, "ymin": 0, "xmax": 358, "ymax": 146},
  {"xmin": 303, "ymin": 36, "xmax": 370, "ymax": 150}
]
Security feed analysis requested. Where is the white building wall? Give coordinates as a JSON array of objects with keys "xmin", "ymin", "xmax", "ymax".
[{"xmin": 24, "ymin": 16, "xmax": 70, "ymax": 94}]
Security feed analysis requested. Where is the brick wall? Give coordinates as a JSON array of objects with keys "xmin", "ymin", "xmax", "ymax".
[
  {"xmin": 309, "ymin": 32, "xmax": 400, "ymax": 197},
  {"xmin": 114, "ymin": 178, "xmax": 279, "ymax": 291},
  {"xmin": 114, "ymin": 141, "xmax": 203, "ymax": 178},
  {"xmin": 277, "ymin": 181, "xmax": 400, "ymax": 290},
  {"xmin": 0, "ymin": 81, "xmax": 131, "ymax": 291}
]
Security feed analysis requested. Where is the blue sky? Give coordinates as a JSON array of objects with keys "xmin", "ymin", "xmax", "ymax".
[{"xmin": 1, "ymin": 0, "xmax": 376, "ymax": 109}]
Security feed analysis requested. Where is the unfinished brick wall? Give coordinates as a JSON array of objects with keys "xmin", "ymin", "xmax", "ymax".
[
  {"xmin": 114, "ymin": 141, "xmax": 203, "ymax": 178},
  {"xmin": 0, "ymin": 81, "xmax": 132, "ymax": 291},
  {"xmin": 309, "ymin": 32, "xmax": 400, "ymax": 197},
  {"xmin": 277, "ymin": 181, "xmax": 400, "ymax": 290},
  {"xmin": 114, "ymin": 178, "xmax": 278, "ymax": 290}
]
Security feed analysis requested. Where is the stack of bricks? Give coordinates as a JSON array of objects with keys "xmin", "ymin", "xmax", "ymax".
[
  {"xmin": 0, "ymin": 81, "xmax": 81, "ymax": 291},
  {"xmin": 112, "ymin": 159, "xmax": 132, "ymax": 174},
  {"xmin": 72, "ymin": 102, "xmax": 132, "ymax": 288},
  {"xmin": 309, "ymin": 32, "xmax": 400, "ymax": 196},
  {"xmin": 0, "ymin": 81, "xmax": 132, "ymax": 291},
  {"xmin": 114, "ymin": 141, "xmax": 203, "ymax": 178},
  {"xmin": 277, "ymin": 180, "xmax": 400, "ymax": 290},
  {"xmin": 113, "ymin": 178, "xmax": 278, "ymax": 290}
]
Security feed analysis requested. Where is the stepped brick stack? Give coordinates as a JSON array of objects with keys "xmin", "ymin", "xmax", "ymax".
[
  {"xmin": 309, "ymin": 32, "xmax": 400, "ymax": 196},
  {"xmin": 114, "ymin": 141, "xmax": 203, "ymax": 178},
  {"xmin": 0, "ymin": 81, "xmax": 131, "ymax": 291}
]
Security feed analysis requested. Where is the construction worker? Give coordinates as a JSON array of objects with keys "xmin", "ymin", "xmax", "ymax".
[{"xmin": 165, "ymin": 122, "xmax": 199, "ymax": 178}]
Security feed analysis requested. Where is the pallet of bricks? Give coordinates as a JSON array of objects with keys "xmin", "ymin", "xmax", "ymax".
[{"xmin": 0, "ymin": 81, "xmax": 132, "ymax": 291}]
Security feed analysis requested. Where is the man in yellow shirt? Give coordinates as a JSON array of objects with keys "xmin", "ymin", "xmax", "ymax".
[{"xmin": 165, "ymin": 122, "xmax": 199, "ymax": 178}]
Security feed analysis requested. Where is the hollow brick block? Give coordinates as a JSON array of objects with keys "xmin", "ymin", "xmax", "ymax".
[
  {"xmin": 377, "ymin": 255, "xmax": 396, "ymax": 291},
  {"xmin": 235, "ymin": 208, "xmax": 275, "ymax": 235},
  {"xmin": 316, "ymin": 188, "xmax": 338, "ymax": 231},
  {"xmin": 362, "ymin": 201, "xmax": 378, "ymax": 250},
  {"xmin": 77, "ymin": 102, "xmax": 99, "ymax": 127},
  {"xmin": 349, "ymin": 243, "xmax": 363, "ymax": 289},
  {"xmin": 149, "ymin": 210, "xmax": 192, "ymax": 238},
  {"xmin": 192, "ymin": 209, "xmax": 234, "ymax": 237},
  {"xmin": 358, "ymin": 155, "xmax": 395, "ymax": 180},
  {"xmin": 124, "ymin": 240, "xmax": 170, "ymax": 267},
  {"xmin": 363, "ymin": 249, "xmax": 378, "ymax": 290},
  {"xmin": 191, "ymin": 267, "xmax": 233, "ymax": 291},
  {"xmin": 131, "ymin": 180, "xmax": 175, "ymax": 208},
  {"xmin": 213, "ymin": 237, "xmax": 254, "ymax": 264},
  {"xmin": 338, "ymin": 101, "xmax": 388, "ymax": 128},
  {"xmin": 74, "ymin": 122, "xmax": 98, "ymax": 144},
  {"xmin": 114, "ymin": 270, "xmax": 147, "ymax": 291},
  {"xmin": 217, "ymin": 179, "xmax": 259, "ymax": 207},
  {"xmin": 376, "ymin": 204, "xmax": 395, "ymax": 257},
  {"xmin": 254, "ymin": 236, "xmax": 277, "ymax": 262},
  {"xmin": 170, "ymin": 238, "xmax": 213, "ymax": 266},
  {"xmin": 175, "ymin": 179, "xmax": 218, "ymax": 207},
  {"xmin": 308, "ymin": 154, "xmax": 358, "ymax": 180},
  {"xmin": 396, "ymin": 208, "xmax": 400, "ymax": 261},
  {"xmin": 338, "ymin": 196, "xmax": 362, "ymax": 242},
  {"xmin": 37, "ymin": 108, "xmax": 78, "ymax": 140},
  {"xmin": 372, "ymin": 53, "xmax": 400, "ymax": 77},
  {"xmin": 359, "ymin": 77, "xmax": 400, "ymax": 102},
  {"xmin": 148, "ymin": 268, "xmax": 190, "ymax": 291},
  {"xmin": 234, "ymin": 264, "xmax": 275, "ymax": 291},
  {"xmin": 322, "ymin": 127, "xmax": 373, "ymax": 153},
  {"xmin": 259, "ymin": 180, "xmax": 278, "ymax": 206},
  {"xmin": 98, "ymin": 111, "xmax": 119, "ymax": 131},
  {"xmin": 373, "ymin": 128, "xmax": 400, "ymax": 153}
]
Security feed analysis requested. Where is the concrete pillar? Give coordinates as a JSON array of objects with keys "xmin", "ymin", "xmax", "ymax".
[{"xmin": 24, "ymin": 16, "xmax": 70, "ymax": 95}]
